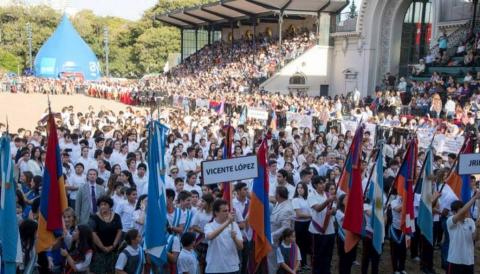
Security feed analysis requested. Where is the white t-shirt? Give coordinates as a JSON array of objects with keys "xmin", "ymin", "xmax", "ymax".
[
  {"xmin": 115, "ymin": 201, "xmax": 136, "ymax": 232},
  {"xmin": 67, "ymin": 173, "xmax": 85, "ymax": 200},
  {"xmin": 191, "ymin": 210, "xmax": 213, "ymax": 243},
  {"xmin": 390, "ymin": 196, "xmax": 402, "ymax": 230},
  {"xmin": 308, "ymin": 191, "xmax": 335, "ymax": 235},
  {"xmin": 204, "ymin": 220, "xmax": 243, "ymax": 273},
  {"xmin": 269, "ymin": 182, "xmax": 295, "ymax": 200},
  {"xmin": 446, "ymin": 216, "xmax": 476, "ymax": 265},
  {"xmin": 177, "ymin": 248, "xmax": 198, "ymax": 274},
  {"xmin": 232, "ymin": 198, "xmax": 252, "ymax": 240},
  {"xmin": 291, "ymin": 197, "xmax": 310, "ymax": 222}
]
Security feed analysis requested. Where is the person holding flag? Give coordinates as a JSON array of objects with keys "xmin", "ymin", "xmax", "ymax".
[
  {"xmin": 417, "ymin": 144, "xmax": 436, "ymax": 274},
  {"xmin": 308, "ymin": 175, "xmax": 336, "ymax": 274},
  {"xmin": 0, "ymin": 132, "xmax": 22, "ymax": 274},
  {"xmin": 361, "ymin": 143, "xmax": 385, "ymax": 274},
  {"xmin": 389, "ymin": 137, "xmax": 417, "ymax": 274}
]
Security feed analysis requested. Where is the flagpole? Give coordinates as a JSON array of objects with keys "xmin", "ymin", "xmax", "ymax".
[
  {"xmin": 362, "ymin": 141, "xmax": 384, "ymax": 200},
  {"xmin": 384, "ymin": 136, "xmax": 415, "ymax": 208},
  {"xmin": 438, "ymin": 133, "xmax": 470, "ymax": 194},
  {"xmin": 413, "ymin": 132, "xmax": 437, "ymax": 194}
]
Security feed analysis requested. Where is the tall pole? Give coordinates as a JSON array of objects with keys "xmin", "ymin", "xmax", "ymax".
[
  {"xmin": 472, "ymin": 0, "xmax": 479, "ymax": 34},
  {"xmin": 103, "ymin": 26, "xmax": 109, "ymax": 78},
  {"xmin": 26, "ymin": 22, "xmax": 32, "ymax": 72}
]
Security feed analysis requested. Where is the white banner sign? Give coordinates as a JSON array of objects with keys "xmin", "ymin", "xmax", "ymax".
[
  {"xmin": 459, "ymin": 153, "xmax": 480, "ymax": 175},
  {"xmin": 286, "ymin": 112, "xmax": 313, "ymax": 129},
  {"xmin": 201, "ymin": 156, "xmax": 259, "ymax": 185},
  {"xmin": 195, "ymin": 98, "xmax": 210, "ymax": 109},
  {"xmin": 247, "ymin": 107, "xmax": 269, "ymax": 120},
  {"xmin": 339, "ymin": 121, "xmax": 376, "ymax": 142}
]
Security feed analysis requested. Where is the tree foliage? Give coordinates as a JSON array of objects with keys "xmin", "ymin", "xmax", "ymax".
[{"xmin": 0, "ymin": 0, "xmax": 213, "ymax": 77}]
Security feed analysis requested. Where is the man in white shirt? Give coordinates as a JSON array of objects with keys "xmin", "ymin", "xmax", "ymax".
[
  {"xmin": 205, "ymin": 199, "xmax": 243, "ymax": 274},
  {"xmin": 232, "ymin": 182, "xmax": 251, "ymax": 274},
  {"xmin": 446, "ymin": 192, "xmax": 480, "ymax": 273},
  {"xmin": 178, "ymin": 147, "xmax": 198, "ymax": 179},
  {"xmin": 318, "ymin": 153, "xmax": 337, "ymax": 177},
  {"xmin": 308, "ymin": 176, "xmax": 336, "ymax": 274},
  {"xmin": 269, "ymin": 169, "xmax": 295, "ymax": 202},
  {"xmin": 115, "ymin": 188, "xmax": 137, "ymax": 233},
  {"xmin": 133, "ymin": 163, "xmax": 148, "ymax": 195}
]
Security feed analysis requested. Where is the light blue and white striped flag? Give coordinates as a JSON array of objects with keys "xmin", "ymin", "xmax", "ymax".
[
  {"xmin": 370, "ymin": 147, "xmax": 385, "ymax": 254},
  {"xmin": 0, "ymin": 135, "xmax": 22, "ymax": 274},
  {"xmin": 418, "ymin": 146, "xmax": 434, "ymax": 245},
  {"xmin": 145, "ymin": 121, "xmax": 169, "ymax": 267}
]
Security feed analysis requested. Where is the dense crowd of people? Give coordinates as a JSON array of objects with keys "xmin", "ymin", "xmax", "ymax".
[{"xmin": 1, "ymin": 26, "xmax": 480, "ymax": 274}]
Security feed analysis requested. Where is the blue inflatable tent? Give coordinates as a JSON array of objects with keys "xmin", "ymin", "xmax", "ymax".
[{"xmin": 34, "ymin": 15, "xmax": 101, "ymax": 80}]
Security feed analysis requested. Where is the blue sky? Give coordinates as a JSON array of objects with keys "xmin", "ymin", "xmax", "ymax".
[
  {"xmin": 19, "ymin": 0, "xmax": 361, "ymax": 21},
  {"xmin": 24, "ymin": 0, "xmax": 158, "ymax": 21}
]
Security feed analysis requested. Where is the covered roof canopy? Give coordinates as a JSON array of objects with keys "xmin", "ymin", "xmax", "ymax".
[{"xmin": 156, "ymin": 0, "xmax": 349, "ymax": 29}]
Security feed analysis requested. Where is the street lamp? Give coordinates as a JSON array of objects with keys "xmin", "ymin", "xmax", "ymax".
[
  {"xmin": 103, "ymin": 26, "xmax": 109, "ymax": 78},
  {"xmin": 26, "ymin": 22, "xmax": 33, "ymax": 72}
]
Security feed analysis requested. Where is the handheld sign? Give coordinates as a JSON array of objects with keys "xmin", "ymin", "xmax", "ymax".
[
  {"xmin": 458, "ymin": 153, "xmax": 480, "ymax": 175},
  {"xmin": 201, "ymin": 156, "xmax": 259, "ymax": 185}
]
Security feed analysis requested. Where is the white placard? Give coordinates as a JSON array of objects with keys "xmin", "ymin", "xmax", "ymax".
[
  {"xmin": 247, "ymin": 107, "xmax": 269, "ymax": 120},
  {"xmin": 459, "ymin": 153, "xmax": 480, "ymax": 175},
  {"xmin": 195, "ymin": 98, "xmax": 210, "ymax": 109},
  {"xmin": 286, "ymin": 112, "xmax": 313, "ymax": 129},
  {"xmin": 201, "ymin": 156, "xmax": 259, "ymax": 185}
]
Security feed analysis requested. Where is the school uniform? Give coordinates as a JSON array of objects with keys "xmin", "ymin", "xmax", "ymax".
[
  {"xmin": 308, "ymin": 191, "xmax": 335, "ymax": 274},
  {"xmin": 177, "ymin": 248, "xmax": 199, "ymax": 274},
  {"xmin": 115, "ymin": 246, "xmax": 144, "ymax": 274},
  {"xmin": 275, "ymin": 242, "xmax": 301, "ymax": 274},
  {"xmin": 335, "ymin": 210, "xmax": 357, "ymax": 274},
  {"xmin": 446, "ymin": 216, "xmax": 476, "ymax": 274},
  {"xmin": 204, "ymin": 220, "xmax": 243, "ymax": 274},
  {"xmin": 361, "ymin": 203, "xmax": 381, "ymax": 274},
  {"xmin": 389, "ymin": 196, "xmax": 406, "ymax": 273}
]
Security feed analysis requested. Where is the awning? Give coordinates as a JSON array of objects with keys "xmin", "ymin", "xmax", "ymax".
[{"xmin": 156, "ymin": 0, "xmax": 349, "ymax": 28}]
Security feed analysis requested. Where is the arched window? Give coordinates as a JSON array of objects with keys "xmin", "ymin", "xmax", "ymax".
[{"xmin": 289, "ymin": 73, "xmax": 306, "ymax": 85}]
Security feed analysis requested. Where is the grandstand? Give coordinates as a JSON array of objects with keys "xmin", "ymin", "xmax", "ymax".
[{"xmin": 157, "ymin": 0, "xmax": 480, "ymax": 98}]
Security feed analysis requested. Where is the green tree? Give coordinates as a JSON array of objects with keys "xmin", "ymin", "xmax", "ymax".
[
  {"xmin": 134, "ymin": 26, "xmax": 180, "ymax": 73},
  {"xmin": 0, "ymin": 48, "xmax": 21, "ymax": 72}
]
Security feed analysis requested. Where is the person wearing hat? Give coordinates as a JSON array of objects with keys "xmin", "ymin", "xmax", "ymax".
[{"xmin": 165, "ymin": 166, "xmax": 180, "ymax": 190}]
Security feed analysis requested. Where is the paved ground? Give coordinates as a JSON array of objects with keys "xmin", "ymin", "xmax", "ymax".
[{"xmin": 0, "ymin": 93, "xmax": 142, "ymax": 132}]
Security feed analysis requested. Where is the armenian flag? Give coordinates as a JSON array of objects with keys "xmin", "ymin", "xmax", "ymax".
[
  {"xmin": 341, "ymin": 124, "xmax": 364, "ymax": 252},
  {"xmin": 394, "ymin": 138, "xmax": 418, "ymax": 245},
  {"xmin": 445, "ymin": 136, "xmax": 473, "ymax": 202},
  {"xmin": 249, "ymin": 138, "xmax": 272, "ymax": 267},
  {"xmin": 36, "ymin": 113, "xmax": 68, "ymax": 252}
]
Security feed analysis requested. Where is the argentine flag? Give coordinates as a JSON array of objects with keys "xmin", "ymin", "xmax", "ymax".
[
  {"xmin": 369, "ymin": 147, "xmax": 385, "ymax": 254},
  {"xmin": 418, "ymin": 147, "xmax": 434, "ymax": 245},
  {"xmin": 144, "ymin": 121, "xmax": 169, "ymax": 267},
  {"xmin": 0, "ymin": 135, "xmax": 22, "ymax": 274}
]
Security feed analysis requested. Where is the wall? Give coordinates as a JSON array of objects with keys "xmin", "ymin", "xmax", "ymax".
[{"xmin": 260, "ymin": 45, "xmax": 332, "ymax": 97}]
